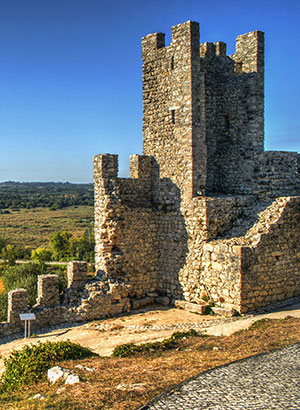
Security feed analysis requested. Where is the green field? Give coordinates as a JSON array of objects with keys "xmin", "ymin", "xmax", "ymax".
[{"xmin": 0, "ymin": 206, "xmax": 94, "ymax": 249}]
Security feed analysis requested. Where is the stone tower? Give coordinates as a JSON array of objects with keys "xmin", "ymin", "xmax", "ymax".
[
  {"xmin": 142, "ymin": 21, "xmax": 265, "ymax": 199},
  {"xmin": 94, "ymin": 21, "xmax": 300, "ymax": 314}
]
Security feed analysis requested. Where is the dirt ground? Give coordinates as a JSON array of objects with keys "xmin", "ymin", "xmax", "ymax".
[{"xmin": 0, "ymin": 302, "xmax": 300, "ymax": 374}]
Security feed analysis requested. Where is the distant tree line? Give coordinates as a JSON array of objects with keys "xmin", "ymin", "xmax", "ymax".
[
  {"xmin": 0, "ymin": 227, "xmax": 95, "ymax": 265},
  {"xmin": 0, "ymin": 182, "xmax": 94, "ymax": 210}
]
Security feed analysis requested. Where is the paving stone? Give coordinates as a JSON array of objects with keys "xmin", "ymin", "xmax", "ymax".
[{"xmin": 138, "ymin": 343, "xmax": 300, "ymax": 410}]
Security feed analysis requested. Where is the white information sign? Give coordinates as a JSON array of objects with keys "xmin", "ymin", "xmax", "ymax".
[
  {"xmin": 20, "ymin": 313, "xmax": 36, "ymax": 321},
  {"xmin": 19, "ymin": 313, "xmax": 36, "ymax": 338}
]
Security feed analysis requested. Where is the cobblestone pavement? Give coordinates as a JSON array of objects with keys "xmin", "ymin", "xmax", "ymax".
[{"xmin": 138, "ymin": 343, "xmax": 300, "ymax": 410}]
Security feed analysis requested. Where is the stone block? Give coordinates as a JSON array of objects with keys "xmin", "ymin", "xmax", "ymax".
[
  {"xmin": 211, "ymin": 306, "xmax": 236, "ymax": 317},
  {"xmin": 131, "ymin": 297, "xmax": 155, "ymax": 309},
  {"xmin": 155, "ymin": 296, "xmax": 170, "ymax": 306},
  {"xmin": 175, "ymin": 300, "xmax": 208, "ymax": 314}
]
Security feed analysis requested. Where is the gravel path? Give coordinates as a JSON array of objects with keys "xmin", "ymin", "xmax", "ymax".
[{"xmin": 138, "ymin": 343, "xmax": 300, "ymax": 410}]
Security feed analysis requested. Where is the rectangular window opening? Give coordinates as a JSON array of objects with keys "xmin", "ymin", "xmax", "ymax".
[
  {"xmin": 171, "ymin": 109, "xmax": 176, "ymax": 124},
  {"xmin": 235, "ymin": 62, "xmax": 243, "ymax": 74},
  {"xmin": 223, "ymin": 115, "xmax": 229, "ymax": 129},
  {"xmin": 170, "ymin": 56, "xmax": 174, "ymax": 70}
]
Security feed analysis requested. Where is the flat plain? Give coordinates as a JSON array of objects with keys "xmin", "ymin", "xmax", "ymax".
[{"xmin": 0, "ymin": 206, "xmax": 94, "ymax": 248}]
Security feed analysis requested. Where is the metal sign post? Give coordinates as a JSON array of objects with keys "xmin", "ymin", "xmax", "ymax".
[{"xmin": 19, "ymin": 313, "xmax": 36, "ymax": 338}]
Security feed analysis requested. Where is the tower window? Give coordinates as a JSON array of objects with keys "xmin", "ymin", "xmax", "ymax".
[
  {"xmin": 235, "ymin": 62, "xmax": 243, "ymax": 74},
  {"xmin": 170, "ymin": 56, "xmax": 174, "ymax": 70},
  {"xmin": 223, "ymin": 115, "xmax": 229, "ymax": 129},
  {"xmin": 171, "ymin": 109, "xmax": 176, "ymax": 124}
]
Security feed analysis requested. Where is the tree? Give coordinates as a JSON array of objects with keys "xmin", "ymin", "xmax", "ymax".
[
  {"xmin": 1, "ymin": 245, "xmax": 16, "ymax": 266},
  {"xmin": 31, "ymin": 247, "xmax": 53, "ymax": 264},
  {"xmin": 50, "ymin": 231, "xmax": 72, "ymax": 261}
]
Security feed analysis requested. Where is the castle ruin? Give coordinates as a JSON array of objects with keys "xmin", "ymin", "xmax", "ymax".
[
  {"xmin": 1, "ymin": 21, "xmax": 300, "ymax": 339},
  {"xmin": 94, "ymin": 21, "xmax": 300, "ymax": 314}
]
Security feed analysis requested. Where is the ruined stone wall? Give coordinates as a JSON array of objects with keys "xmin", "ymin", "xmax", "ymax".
[
  {"xmin": 0, "ymin": 261, "xmax": 131, "ymax": 339},
  {"xmin": 93, "ymin": 149, "xmax": 300, "ymax": 314},
  {"xmin": 156, "ymin": 195, "xmax": 254, "ymax": 302},
  {"xmin": 93, "ymin": 154, "xmax": 158, "ymax": 298},
  {"xmin": 239, "ymin": 197, "xmax": 300, "ymax": 311},
  {"xmin": 192, "ymin": 197, "xmax": 300, "ymax": 312}
]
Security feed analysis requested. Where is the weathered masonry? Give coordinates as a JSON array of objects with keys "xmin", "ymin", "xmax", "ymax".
[{"xmin": 94, "ymin": 21, "xmax": 300, "ymax": 313}]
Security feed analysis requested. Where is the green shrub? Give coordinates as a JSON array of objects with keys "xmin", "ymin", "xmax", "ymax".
[
  {"xmin": 1, "ymin": 244, "xmax": 16, "ymax": 266},
  {"xmin": 50, "ymin": 229, "xmax": 95, "ymax": 263},
  {"xmin": 112, "ymin": 329, "xmax": 198, "ymax": 358},
  {"xmin": 0, "ymin": 340, "xmax": 97, "ymax": 391}
]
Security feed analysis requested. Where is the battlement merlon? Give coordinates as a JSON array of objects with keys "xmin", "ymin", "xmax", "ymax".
[
  {"xmin": 142, "ymin": 21, "xmax": 200, "ymax": 62},
  {"xmin": 142, "ymin": 32, "xmax": 165, "ymax": 56},
  {"xmin": 233, "ymin": 30, "xmax": 264, "ymax": 74},
  {"xmin": 93, "ymin": 154, "xmax": 156, "ymax": 205},
  {"xmin": 130, "ymin": 154, "xmax": 155, "ymax": 179},
  {"xmin": 93, "ymin": 154, "xmax": 118, "ymax": 180},
  {"xmin": 93, "ymin": 154, "xmax": 156, "ymax": 181}
]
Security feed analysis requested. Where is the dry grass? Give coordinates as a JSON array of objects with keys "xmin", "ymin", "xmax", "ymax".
[
  {"xmin": 1, "ymin": 316, "xmax": 300, "ymax": 410},
  {"xmin": 0, "ymin": 206, "xmax": 94, "ymax": 248}
]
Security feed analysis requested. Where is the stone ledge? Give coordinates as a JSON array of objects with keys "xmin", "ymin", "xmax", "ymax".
[{"xmin": 175, "ymin": 300, "xmax": 209, "ymax": 315}]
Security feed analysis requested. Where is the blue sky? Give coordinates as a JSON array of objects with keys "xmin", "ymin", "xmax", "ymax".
[{"xmin": 0, "ymin": 0, "xmax": 298, "ymax": 182}]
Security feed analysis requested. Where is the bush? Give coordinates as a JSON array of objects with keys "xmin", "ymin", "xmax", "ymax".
[
  {"xmin": 0, "ymin": 340, "xmax": 97, "ymax": 391},
  {"xmin": 50, "ymin": 229, "xmax": 95, "ymax": 263},
  {"xmin": 1, "ymin": 244, "xmax": 16, "ymax": 266}
]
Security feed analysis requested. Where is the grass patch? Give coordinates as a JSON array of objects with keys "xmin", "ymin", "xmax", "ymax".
[
  {"xmin": 112, "ymin": 329, "xmax": 198, "ymax": 357},
  {"xmin": 249, "ymin": 318, "xmax": 271, "ymax": 330}
]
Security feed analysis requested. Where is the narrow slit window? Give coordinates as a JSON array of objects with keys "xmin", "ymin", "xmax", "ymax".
[
  {"xmin": 171, "ymin": 109, "xmax": 176, "ymax": 124},
  {"xmin": 223, "ymin": 115, "xmax": 229, "ymax": 129},
  {"xmin": 170, "ymin": 56, "xmax": 174, "ymax": 70},
  {"xmin": 235, "ymin": 62, "xmax": 243, "ymax": 74}
]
